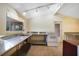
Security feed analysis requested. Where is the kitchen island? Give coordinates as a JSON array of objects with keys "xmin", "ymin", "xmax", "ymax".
[
  {"xmin": 63, "ymin": 39, "xmax": 79, "ymax": 56},
  {"xmin": 63, "ymin": 32, "xmax": 79, "ymax": 56},
  {"xmin": 0, "ymin": 34, "xmax": 32, "ymax": 56}
]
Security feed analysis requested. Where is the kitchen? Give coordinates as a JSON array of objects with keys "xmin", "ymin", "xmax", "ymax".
[{"xmin": 0, "ymin": 3, "xmax": 79, "ymax": 56}]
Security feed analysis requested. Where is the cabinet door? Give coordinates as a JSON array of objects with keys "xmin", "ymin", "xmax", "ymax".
[
  {"xmin": 63, "ymin": 41, "xmax": 77, "ymax": 56},
  {"xmin": 17, "ymin": 43, "xmax": 31, "ymax": 56},
  {"xmin": 2, "ymin": 47, "xmax": 17, "ymax": 56}
]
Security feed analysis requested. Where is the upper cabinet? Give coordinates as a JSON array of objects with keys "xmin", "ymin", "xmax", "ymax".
[{"xmin": 6, "ymin": 7, "xmax": 24, "ymax": 31}]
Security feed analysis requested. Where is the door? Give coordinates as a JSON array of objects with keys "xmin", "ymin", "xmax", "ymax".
[
  {"xmin": 55, "ymin": 24, "xmax": 60, "ymax": 37},
  {"xmin": 54, "ymin": 21, "xmax": 62, "ymax": 40}
]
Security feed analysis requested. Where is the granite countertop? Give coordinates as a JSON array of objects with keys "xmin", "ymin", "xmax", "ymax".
[{"xmin": 0, "ymin": 34, "xmax": 32, "ymax": 56}]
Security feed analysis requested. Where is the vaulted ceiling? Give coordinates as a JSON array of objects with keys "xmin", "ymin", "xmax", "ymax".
[
  {"xmin": 9, "ymin": 3, "xmax": 51, "ymax": 12},
  {"xmin": 9, "ymin": 3, "xmax": 62, "ymax": 20},
  {"xmin": 9, "ymin": 3, "xmax": 79, "ymax": 19},
  {"xmin": 57, "ymin": 3, "xmax": 79, "ymax": 18}
]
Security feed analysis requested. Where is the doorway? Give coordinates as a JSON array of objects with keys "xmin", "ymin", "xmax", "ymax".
[
  {"xmin": 54, "ymin": 21, "xmax": 61, "ymax": 40},
  {"xmin": 55, "ymin": 24, "xmax": 60, "ymax": 37}
]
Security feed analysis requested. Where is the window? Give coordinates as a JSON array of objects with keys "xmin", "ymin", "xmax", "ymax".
[{"xmin": 6, "ymin": 16, "xmax": 23, "ymax": 31}]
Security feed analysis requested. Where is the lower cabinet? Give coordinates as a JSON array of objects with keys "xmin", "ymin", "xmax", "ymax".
[
  {"xmin": 2, "ymin": 46, "xmax": 17, "ymax": 56},
  {"xmin": 29, "ymin": 35, "xmax": 47, "ymax": 45},
  {"xmin": 2, "ymin": 42, "xmax": 31, "ymax": 56},
  {"xmin": 12, "ymin": 43, "xmax": 31, "ymax": 56},
  {"xmin": 17, "ymin": 43, "xmax": 31, "ymax": 56},
  {"xmin": 63, "ymin": 40, "xmax": 77, "ymax": 56}
]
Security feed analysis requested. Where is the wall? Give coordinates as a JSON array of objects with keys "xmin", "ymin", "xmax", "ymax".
[
  {"xmin": 0, "ymin": 4, "xmax": 27, "ymax": 35},
  {"xmin": 62, "ymin": 16, "xmax": 79, "ymax": 32},
  {"xmin": 0, "ymin": 4, "xmax": 8, "ymax": 35},
  {"xmin": 27, "ymin": 3, "xmax": 61, "ymax": 32},
  {"xmin": 29, "ymin": 17, "xmax": 55, "ymax": 32},
  {"xmin": 28, "ymin": 16, "xmax": 63, "ymax": 33},
  {"xmin": 61, "ymin": 16, "xmax": 79, "ymax": 41},
  {"xmin": 56, "ymin": 3, "xmax": 79, "ymax": 42}
]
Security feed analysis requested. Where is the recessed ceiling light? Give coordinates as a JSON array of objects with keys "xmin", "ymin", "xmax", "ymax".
[{"xmin": 23, "ymin": 12, "xmax": 26, "ymax": 15}]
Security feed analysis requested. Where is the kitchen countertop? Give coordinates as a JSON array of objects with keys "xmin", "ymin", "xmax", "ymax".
[
  {"xmin": 65, "ymin": 32, "xmax": 79, "ymax": 35},
  {"xmin": 27, "ymin": 32, "xmax": 48, "ymax": 35},
  {"xmin": 64, "ymin": 39, "xmax": 79, "ymax": 46},
  {"xmin": 0, "ymin": 34, "xmax": 32, "ymax": 56},
  {"xmin": 32, "ymin": 33, "xmax": 48, "ymax": 35},
  {"xmin": 64, "ymin": 32, "xmax": 79, "ymax": 46}
]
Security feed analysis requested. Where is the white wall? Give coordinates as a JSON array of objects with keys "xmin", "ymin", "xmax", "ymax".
[
  {"xmin": 26, "ymin": 4, "xmax": 61, "ymax": 32},
  {"xmin": 29, "ymin": 15, "xmax": 62, "ymax": 32},
  {"xmin": 29, "ymin": 16, "xmax": 54, "ymax": 32},
  {"xmin": 0, "ymin": 4, "xmax": 8, "ymax": 35}
]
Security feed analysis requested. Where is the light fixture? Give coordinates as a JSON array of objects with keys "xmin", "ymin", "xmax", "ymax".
[{"xmin": 23, "ymin": 12, "xmax": 26, "ymax": 15}]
